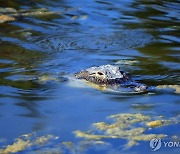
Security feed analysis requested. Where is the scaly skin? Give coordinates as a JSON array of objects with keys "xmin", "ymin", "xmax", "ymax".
[{"xmin": 75, "ymin": 65, "xmax": 148, "ymax": 93}]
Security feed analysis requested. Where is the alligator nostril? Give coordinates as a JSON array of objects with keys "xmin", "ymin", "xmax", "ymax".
[{"xmin": 97, "ymin": 72, "xmax": 104, "ymax": 75}]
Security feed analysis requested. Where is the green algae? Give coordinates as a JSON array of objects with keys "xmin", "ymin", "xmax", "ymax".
[
  {"xmin": 74, "ymin": 113, "xmax": 180, "ymax": 148},
  {"xmin": 0, "ymin": 14, "xmax": 15, "ymax": 23},
  {"xmin": 0, "ymin": 114, "xmax": 179, "ymax": 153},
  {"xmin": 38, "ymin": 75, "xmax": 59, "ymax": 83},
  {"xmin": 157, "ymin": 85, "xmax": 180, "ymax": 94},
  {"xmin": 146, "ymin": 120, "xmax": 164, "ymax": 127},
  {"xmin": 0, "ymin": 133, "xmax": 59, "ymax": 154},
  {"xmin": 0, "ymin": 6, "xmax": 79, "ymax": 24},
  {"xmin": 0, "ymin": 138, "xmax": 31, "ymax": 154},
  {"xmin": 74, "ymin": 130, "xmax": 108, "ymax": 140}
]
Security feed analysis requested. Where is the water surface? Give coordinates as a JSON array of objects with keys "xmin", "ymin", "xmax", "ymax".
[{"xmin": 0, "ymin": 0, "xmax": 179, "ymax": 153}]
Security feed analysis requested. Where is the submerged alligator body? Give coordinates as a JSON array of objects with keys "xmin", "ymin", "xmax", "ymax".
[
  {"xmin": 37, "ymin": 64, "xmax": 179, "ymax": 94},
  {"xmin": 75, "ymin": 65, "xmax": 148, "ymax": 93}
]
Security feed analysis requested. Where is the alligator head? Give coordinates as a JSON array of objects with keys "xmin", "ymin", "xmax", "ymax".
[{"xmin": 75, "ymin": 65, "xmax": 148, "ymax": 93}]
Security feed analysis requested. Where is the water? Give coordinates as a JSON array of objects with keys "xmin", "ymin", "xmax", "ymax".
[{"xmin": 0, "ymin": 0, "xmax": 180, "ymax": 153}]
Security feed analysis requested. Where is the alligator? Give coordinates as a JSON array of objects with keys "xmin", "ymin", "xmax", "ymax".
[
  {"xmin": 37, "ymin": 64, "xmax": 180, "ymax": 94},
  {"xmin": 74, "ymin": 64, "xmax": 148, "ymax": 93}
]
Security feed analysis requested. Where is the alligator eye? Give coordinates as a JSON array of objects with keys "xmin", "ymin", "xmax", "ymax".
[
  {"xmin": 97, "ymin": 72, "xmax": 104, "ymax": 75},
  {"xmin": 89, "ymin": 73, "xmax": 96, "ymax": 75}
]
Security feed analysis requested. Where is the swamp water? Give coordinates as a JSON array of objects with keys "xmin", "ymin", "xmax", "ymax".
[{"xmin": 0, "ymin": 0, "xmax": 179, "ymax": 153}]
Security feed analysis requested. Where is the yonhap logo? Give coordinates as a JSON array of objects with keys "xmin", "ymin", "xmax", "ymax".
[
  {"xmin": 149, "ymin": 138, "xmax": 180, "ymax": 151},
  {"xmin": 150, "ymin": 138, "xmax": 162, "ymax": 151}
]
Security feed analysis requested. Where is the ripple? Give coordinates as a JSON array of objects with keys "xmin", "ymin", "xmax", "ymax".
[{"xmin": 34, "ymin": 30, "xmax": 153, "ymax": 52}]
